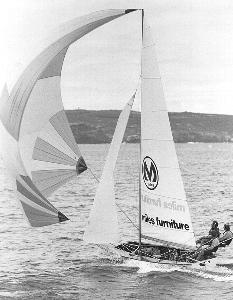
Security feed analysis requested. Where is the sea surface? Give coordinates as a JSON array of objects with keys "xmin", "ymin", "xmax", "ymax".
[{"xmin": 0, "ymin": 143, "xmax": 233, "ymax": 300}]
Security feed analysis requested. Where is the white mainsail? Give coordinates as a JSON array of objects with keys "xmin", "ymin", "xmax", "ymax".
[
  {"xmin": 140, "ymin": 20, "xmax": 196, "ymax": 250},
  {"xmin": 0, "ymin": 9, "xmax": 138, "ymax": 227},
  {"xmin": 84, "ymin": 94, "xmax": 135, "ymax": 244}
]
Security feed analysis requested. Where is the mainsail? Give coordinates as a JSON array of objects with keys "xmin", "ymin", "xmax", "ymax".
[
  {"xmin": 0, "ymin": 9, "xmax": 137, "ymax": 227},
  {"xmin": 84, "ymin": 94, "xmax": 135, "ymax": 244},
  {"xmin": 140, "ymin": 20, "xmax": 196, "ymax": 250}
]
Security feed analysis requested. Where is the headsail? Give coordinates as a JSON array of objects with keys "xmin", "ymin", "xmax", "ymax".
[
  {"xmin": 84, "ymin": 94, "xmax": 135, "ymax": 244},
  {"xmin": 0, "ymin": 9, "xmax": 138, "ymax": 226},
  {"xmin": 140, "ymin": 20, "xmax": 196, "ymax": 250}
]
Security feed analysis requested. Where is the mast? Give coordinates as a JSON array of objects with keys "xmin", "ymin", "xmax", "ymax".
[{"xmin": 138, "ymin": 8, "xmax": 144, "ymax": 260}]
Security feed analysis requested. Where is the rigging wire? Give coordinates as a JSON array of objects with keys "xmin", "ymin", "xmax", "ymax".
[
  {"xmin": 87, "ymin": 167, "xmax": 138, "ymax": 230},
  {"xmin": 115, "ymin": 199, "xmax": 139, "ymax": 230},
  {"xmin": 88, "ymin": 167, "xmax": 100, "ymax": 183}
]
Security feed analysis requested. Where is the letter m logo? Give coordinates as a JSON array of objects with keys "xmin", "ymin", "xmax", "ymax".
[{"xmin": 142, "ymin": 156, "xmax": 159, "ymax": 190}]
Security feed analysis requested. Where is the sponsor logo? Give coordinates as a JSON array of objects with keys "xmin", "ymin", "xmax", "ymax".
[
  {"xmin": 142, "ymin": 156, "xmax": 159, "ymax": 190},
  {"xmin": 141, "ymin": 194, "xmax": 186, "ymax": 212},
  {"xmin": 142, "ymin": 214, "xmax": 190, "ymax": 231}
]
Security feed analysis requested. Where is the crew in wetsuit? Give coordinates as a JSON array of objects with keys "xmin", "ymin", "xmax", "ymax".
[
  {"xmin": 196, "ymin": 220, "xmax": 220, "ymax": 245},
  {"xmin": 194, "ymin": 236, "xmax": 220, "ymax": 261},
  {"xmin": 208, "ymin": 220, "xmax": 220, "ymax": 238},
  {"xmin": 219, "ymin": 223, "xmax": 233, "ymax": 246}
]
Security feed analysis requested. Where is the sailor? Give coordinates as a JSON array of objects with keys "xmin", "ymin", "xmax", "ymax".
[
  {"xmin": 194, "ymin": 235, "xmax": 220, "ymax": 261},
  {"xmin": 209, "ymin": 220, "xmax": 220, "ymax": 237},
  {"xmin": 219, "ymin": 223, "xmax": 233, "ymax": 246},
  {"xmin": 196, "ymin": 220, "xmax": 220, "ymax": 245}
]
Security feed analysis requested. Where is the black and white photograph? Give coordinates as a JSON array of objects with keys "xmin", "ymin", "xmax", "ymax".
[{"xmin": 0, "ymin": 1, "xmax": 233, "ymax": 299}]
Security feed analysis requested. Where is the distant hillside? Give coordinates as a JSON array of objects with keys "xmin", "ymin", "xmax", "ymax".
[{"xmin": 66, "ymin": 110, "xmax": 233, "ymax": 143}]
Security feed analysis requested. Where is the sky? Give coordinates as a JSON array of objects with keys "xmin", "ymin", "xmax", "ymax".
[{"xmin": 1, "ymin": 0, "xmax": 233, "ymax": 114}]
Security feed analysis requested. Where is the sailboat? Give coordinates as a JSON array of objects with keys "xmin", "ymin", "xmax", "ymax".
[
  {"xmin": 82, "ymin": 9, "xmax": 200, "ymax": 266},
  {"xmin": 0, "ymin": 9, "xmax": 230, "ymax": 266},
  {"xmin": 83, "ymin": 10, "xmax": 233, "ymax": 266}
]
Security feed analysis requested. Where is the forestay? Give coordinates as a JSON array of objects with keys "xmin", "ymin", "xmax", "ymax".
[
  {"xmin": 0, "ymin": 9, "xmax": 137, "ymax": 227},
  {"xmin": 84, "ymin": 94, "xmax": 135, "ymax": 244},
  {"xmin": 140, "ymin": 20, "xmax": 196, "ymax": 250}
]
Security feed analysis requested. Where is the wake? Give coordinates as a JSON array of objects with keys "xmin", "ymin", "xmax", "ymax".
[
  {"xmin": 98, "ymin": 243, "xmax": 233, "ymax": 282},
  {"xmin": 121, "ymin": 258, "xmax": 233, "ymax": 282}
]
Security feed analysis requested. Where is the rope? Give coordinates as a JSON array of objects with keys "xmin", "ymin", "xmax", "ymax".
[
  {"xmin": 88, "ymin": 168, "xmax": 100, "ymax": 183},
  {"xmin": 88, "ymin": 167, "xmax": 138, "ymax": 230},
  {"xmin": 115, "ymin": 203, "xmax": 138, "ymax": 230}
]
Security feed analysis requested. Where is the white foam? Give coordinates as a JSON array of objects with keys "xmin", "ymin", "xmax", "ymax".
[
  {"xmin": 190, "ymin": 267, "xmax": 233, "ymax": 282},
  {"xmin": 121, "ymin": 258, "xmax": 233, "ymax": 282},
  {"xmin": 122, "ymin": 259, "xmax": 190, "ymax": 274}
]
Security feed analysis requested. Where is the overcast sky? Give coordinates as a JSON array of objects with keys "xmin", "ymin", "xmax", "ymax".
[{"xmin": 1, "ymin": 0, "xmax": 233, "ymax": 114}]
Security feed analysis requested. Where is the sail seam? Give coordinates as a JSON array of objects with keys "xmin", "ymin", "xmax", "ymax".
[
  {"xmin": 32, "ymin": 169, "xmax": 76, "ymax": 182},
  {"xmin": 17, "ymin": 191, "xmax": 57, "ymax": 215},
  {"xmin": 18, "ymin": 175, "xmax": 56, "ymax": 209},
  {"xmin": 49, "ymin": 110, "xmax": 82, "ymax": 158},
  {"xmin": 39, "ymin": 174, "xmax": 76, "ymax": 195},
  {"xmin": 33, "ymin": 152, "xmax": 76, "ymax": 166},
  {"xmin": 33, "ymin": 139, "xmax": 77, "ymax": 165},
  {"xmin": 33, "ymin": 173, "xmax": 76, "ymax": 189}
]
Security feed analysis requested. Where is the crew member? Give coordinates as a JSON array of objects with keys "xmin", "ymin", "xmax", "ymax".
[
  {"xmin": 208, "ymin": 220, "xmax": 220, "ymax": 238},
  {"xmin": 194, "ymin": 236, "xmax": 220, "ymax": 261},
  {"xmin": 219, "ymin": 223, "xmax": 233, "ymax": 246},
  {"xmin": 197, "ymin": 220, "xmax": 220, "ymax": 245}
]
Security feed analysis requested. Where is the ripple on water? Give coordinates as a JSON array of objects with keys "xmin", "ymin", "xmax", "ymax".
[{"xmin": 0, "ymin": 144, "xmax": 233, "ymax": 299}]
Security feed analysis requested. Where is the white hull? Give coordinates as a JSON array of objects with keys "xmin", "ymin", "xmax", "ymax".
[{"xmin": 100, "ymin": 245, "xmax": 217, "ymax": 268}]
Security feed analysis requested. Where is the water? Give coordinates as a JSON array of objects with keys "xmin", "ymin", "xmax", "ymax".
[{"xmin": 0, "ymin": 143, "xmax": 233, "ymax": 299}]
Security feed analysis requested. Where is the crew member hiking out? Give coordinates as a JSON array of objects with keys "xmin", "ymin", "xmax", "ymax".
[
  {"xmin": 196, "ymin": 220, "xmax": 220, "ymax": 245},
  {"xmin": 194, "ymin": 236, "xmax": 220, "ymax": 261},
  {"xmin": 219, "ymin": 223, "xmax": 233, "ymax": 247}
]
